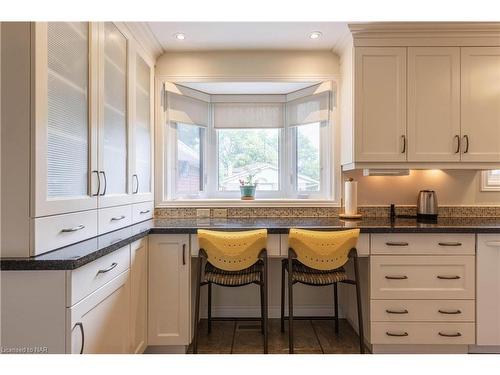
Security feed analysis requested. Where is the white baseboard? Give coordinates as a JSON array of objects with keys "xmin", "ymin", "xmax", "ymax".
[
  {"xmin": 371, "ymin": 344, "xmax": 469, "ymax": 354},
  {"xmin": 468, "ymin": 345, "xmax": 500, "ymax": 354},
  {"xmin": 144, "ymin": 345, "xmax": 188, "ymax": 354}
]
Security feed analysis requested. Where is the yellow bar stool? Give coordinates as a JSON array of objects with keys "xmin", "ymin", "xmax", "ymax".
[
  {"xmin": 193, "ymin": 229, "xmax": 269, "ymax": 354},
  {"xmin": 280, "ymin": 228, "xmax": 364, "ymax": 354}
]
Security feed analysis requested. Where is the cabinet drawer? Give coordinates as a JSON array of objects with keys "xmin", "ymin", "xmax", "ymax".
[
  {"xmin": 371, "ymin": 255, "xmax": 475, "ymax": 299},
  {"xmin": 98, "ymin": 205, "xmax": 132, "ymax": 235},
  {"xmin": 132, "ymin": 201, "xmax": 154, "ymax": 224},
  {"xmin": 190, "ymin": 234, "xmax": 281, "ymax": 257},
  {"xmin": 280, "ymin": 233, "xmax": 370, "ymax": 257},
  {"xmin": 371, "ymin": 300, "xmax": 475, "ymax": 322},
  {"xmin": 68, "ymin": 245, "xmax": 130, "ymax": 306},
  {"xmin": 371, "ymin": 322, "xmax": 475, "ymax": 345},
  {"xmin": 33, "ymin": 210, "xmax": 98, "ymax": 255},
  {"xmin": 371, "ymin": 233, "xmax": 475, "ymax": 255}
]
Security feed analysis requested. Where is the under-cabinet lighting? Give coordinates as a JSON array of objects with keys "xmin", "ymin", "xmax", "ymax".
[{"xmin": 363, "ymin": 169, "xmax": 410, "ymax": 177}]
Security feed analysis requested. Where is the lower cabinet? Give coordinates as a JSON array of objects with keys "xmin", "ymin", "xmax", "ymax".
[
  {"xmin": 130, "ymin": 238, "xmax": 148, "ymax": 353},
  {"xmin": 148, "ymin": 234, "xmax": 191, "ymax": 346}
]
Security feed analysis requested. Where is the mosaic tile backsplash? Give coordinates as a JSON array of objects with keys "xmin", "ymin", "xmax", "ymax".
[{"xmin": 155, "ymin": 205, "xmax": 500, "ymax": 219}]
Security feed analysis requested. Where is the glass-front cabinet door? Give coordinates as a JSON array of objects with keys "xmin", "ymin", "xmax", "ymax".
[
  {"xmin": 98, "ymin": 22, "xmax": 132, "ymax": 207},
  {"xmin": 130, "ymin": 48, "xmax": 154, "ymax": 203},
  {"xmin": 33, "ymin": 22, "xmax": 98, "ymax": 217}
]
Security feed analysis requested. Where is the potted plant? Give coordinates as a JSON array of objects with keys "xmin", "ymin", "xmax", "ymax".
[{"xmin": 239, "ymin": 174, "xmax": 258, "ymax": 200}]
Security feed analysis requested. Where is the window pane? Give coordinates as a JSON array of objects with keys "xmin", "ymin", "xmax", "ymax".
[
  {"xmin": 489, "ymin": 170, "xmax": 500, "ymax": 185},
  {"xmin": 217, "ymin": 129, "xmax": 279, "ymax": 191},
  {"xmin": 296, "ymin": 123, "xmax": 320, "ymax": 192},
  {"xmin": 176, "ymin": 123, "xmax": 203, "ymax": 193}
]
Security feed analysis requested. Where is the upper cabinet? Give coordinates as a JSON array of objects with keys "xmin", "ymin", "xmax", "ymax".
[
  {"xmin": 461, "ymin": 47, "xmax": 500, "ymax": 162},
  {"xmin": 354, "ymin": 47, "xmax": 407, "ymax": 162},
  {"xmin": 407, "ymin": 47, "xmax": 461, "ymax": 162}
]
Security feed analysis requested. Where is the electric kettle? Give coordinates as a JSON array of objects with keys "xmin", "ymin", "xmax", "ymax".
[{"xmin": 417, "ymin": 190, "xmax": 438, "ymax": 221}]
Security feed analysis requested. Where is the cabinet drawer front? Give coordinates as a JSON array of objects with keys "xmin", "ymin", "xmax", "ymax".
[
  {"xmin": 280, "ymin": 233, "xmax": 370, "ymax": 257},
  {"xmin": 371, "ymin": 256, "xmax": 475, "ymax": 299},
  {"xmin": 132, "ymin": 201, "xmax": 154, "ymax": 224},
  {"xmin": 190, "ymin": 234, "xmax": 281, "ymax": 257},
  {"xmin": 371, "ymin": 234, "xmax": 475, "ymax": 255},
  {"xmin": 98, "ymin": 205, "xmax": 132, "ymax": 235},
  {"xmin": 371, "ymin": 300, "xmax": 475, "ymax": 322},
  {"xmin": 69, "ymin": 245, "xmax": 130, "ymax": 306},
  {"xmin": 371, "ymin": 322, "xmax": 475, "ymax": 345},
  {"xmin": 33, "ymin": 210, "xmax": 98, "ymax": 256}
]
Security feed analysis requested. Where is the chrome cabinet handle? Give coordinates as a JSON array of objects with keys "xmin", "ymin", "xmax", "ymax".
[
  {"xmin": 439, "ymin": 332, "xmax": 462, "ymax": 338},
  {"xmin": 401, "ymin": 135, "xmax": 406, "ymax": 154},
  {"xmin": 97, "ymin": 262, "xmax": 118, "ymax": 274},
  {"xmin": 92, "ymin": 170, "xmax": 100, "ymax": 196},
  {"xmin": 182, "ymin": 244, "xmax": 186, "ymax": 265},
  {"xmin": 61, "ymin": 225, "xmax": 85, "ymax": 233},
  {"xmin": 111, "ymin": 215, "xmax": 126, "ymax": 221},
  {"xmin": 386, "ymin": 309, "xmax": 409, "ymax": 314},
  {"xmin": 75, "ymin": 322, "xmax": 84, "ymax": 354},
  {"xmin": 385, "ymin": 275, "xmax": 408, "ymax": 280},
  {"xmin": 438, "ymin": 309, "xmax": 462, "ymax": 315},
  {"xmin": 438, "ymin": 242, "xmax": 462, "ymax": 247},
  {"xmin": 454, "ymin": 135, "xmax": 461, "ymax": 154},
  {"xmin": 437, "ymin": 275, "xmax": 461, "ymax": 280},
  {"xmin": 462, "ymin": 135, "xmax": 469, "ymax": 153},
  {"xmin": 99, "ymin": 171, "xmax": 107, "ymax": 196},
  {"xmin": 132, "ymin": 174, "xmax": 139, "ymax": 194},
  {"xmin": 140, "ymin": 210, "xmax": 150, "ymax": 214},
  {"xmin": 386, "ymin": 242, "xmax": 409, "ymax": 247},
  {"xmin": 386, "ymin": 331, "xmax": 408, "ymax": 337}
]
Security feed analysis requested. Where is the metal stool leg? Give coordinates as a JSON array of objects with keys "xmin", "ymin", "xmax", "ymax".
[
  {"xmin": 260, "ymin": 279, "xmax": 265, "ymax": 335},
  {"xmin": 288, "ymin": 260, "xmax": 294, "ymax": 354},
  {"xmin": 263, "ymin": 256, "xmax": 268, "ymax": 354},
  {"xmin": 353, "ymin": 252, "xmax": 365, "ymax": 354},
  {"xmin": 207, "ymin": 282, "xmax": 212, "ymax": 334},
  {"xmin": 192, "ymin": 257, "xmax": 204, "ymax": 354},
  {"xmin": 333, "ymin": 282, "xmax": 340, "ymax": 334},
  {"xmin": 280, "ymin": 261, "xmax": 285, "ymax": 333}
]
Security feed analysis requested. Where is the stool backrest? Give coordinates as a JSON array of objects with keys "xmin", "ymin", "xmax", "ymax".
[
  {"xmin": 288, "ymin": 228, "xmax": 360, "ymax": 270},
  {"xmin": 197, "ymin": 229, "xmax": 267, "ymax": 271}
]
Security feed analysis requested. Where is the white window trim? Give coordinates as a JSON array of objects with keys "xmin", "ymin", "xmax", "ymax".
[
  {"xmin": 481, "ymin": 170, "xmax": 500, "ymax": 192},
  {"xmin": 155, "ymin": 76, "xmax": 341, "ymax": 208}
]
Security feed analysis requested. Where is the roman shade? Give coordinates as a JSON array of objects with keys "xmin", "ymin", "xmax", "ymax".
[
  {"xmin": 167, "ymin": 92, "xmax": 209, "ymax": 127},
  {"xmin": 213, "ymin": 102, "xmax": 284, "ymax": 129},
  {"xmin": 286, "ymin": 91, "xmax": 330, "ymax": 127}
]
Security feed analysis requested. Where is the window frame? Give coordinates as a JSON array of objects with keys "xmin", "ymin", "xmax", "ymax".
[
  {"xmin": 156, "ymin": 77, "xmax": 341, "ymax": 207},
  {"xmin": 481, "ymin": 170, "xmax": 500, "ymax": 192}
]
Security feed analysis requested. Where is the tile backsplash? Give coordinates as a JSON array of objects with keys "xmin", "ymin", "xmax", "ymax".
[{"xmin": 155, "ymin": 205, "xmax": 500, "ymax": 219}]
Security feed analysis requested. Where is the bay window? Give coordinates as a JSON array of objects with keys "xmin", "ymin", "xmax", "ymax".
[{"xmin": 164, "ymin": 82, "xmax": 335, "ymax": 202}]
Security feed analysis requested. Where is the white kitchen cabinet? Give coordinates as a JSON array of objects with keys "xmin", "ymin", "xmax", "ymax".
[
  {"xmin": 476, "ymin": 235, "xmax": 500, "ymax": 346},
  {"xmin": 148, "ymin": 234, "xmax": 191, "ymax": 346},
  {"xmin": 130, "ymin": 238, "xmax": 148, "ymax": 353},
  {"xmin": 354, "ymin": 47, "xmax": 407, "ymax": 162},
  {"xmin": 461, "ymin": 47, "xmax": 500, "ymax": 162},
  {"xmin": 408, "ymin": 47, "xmax": 461, "ymax": 162},
  {"xmin": 68, "ymin": 270, "xmax": 130, "ymax": 354},
  {"xmin": 130, "ymin": 47, "xmax": 155, "ymax": 203}
]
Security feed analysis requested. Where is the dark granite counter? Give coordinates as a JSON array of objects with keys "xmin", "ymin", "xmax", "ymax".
[{"xmin": 2, "ymin": 216, "xmax": 500, "ymax": 271}]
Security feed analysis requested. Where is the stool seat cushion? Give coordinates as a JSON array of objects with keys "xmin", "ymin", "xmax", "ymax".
[
  {"xmin": 205, "ymin": 261, "xmax": 263, "ymax": 286},
  {"xmin": 283, "ymin": 259, "xmax": 347, "ymax": 285}
]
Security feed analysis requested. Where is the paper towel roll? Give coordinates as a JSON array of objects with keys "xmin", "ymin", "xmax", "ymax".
[{"xmin": 344, "ymin": 181, "xmax": 358, "ymax": 216}]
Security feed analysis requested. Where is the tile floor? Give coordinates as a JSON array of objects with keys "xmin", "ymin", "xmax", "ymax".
[{"xmin": 188, "ymin": 318, "xmax": 362, "ymax": 354}]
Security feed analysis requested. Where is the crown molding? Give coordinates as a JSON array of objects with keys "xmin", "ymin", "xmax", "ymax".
[{"xmin": 123, "ymin": 22, "xmax": 164, "ymax": 61}]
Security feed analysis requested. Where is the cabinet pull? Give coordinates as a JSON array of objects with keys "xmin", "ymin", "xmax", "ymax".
[
  {"xmin": 111, "ymin": 215, "xmax": 126, "ymax": 221},
  {"xmin": 437, "ymin": 275, "xmax": 460, "ymax": 280},
  {"xmin": 385, "ymin": 242, "xmax": 409, "ymax": 247},
  {"xmin": 75, "ymin": 322, "xmax": 84, "ymax": 354},
  {"xmin": 92, "ymin": 170, "xmax": 100, "ymax": 196},
  {"xmin": 438, "ymin": 242, "xmax": 462, "ymax": 247},
  {"xmin": 401, "ymin": 135, "xmax": 406, "ymax": 154},
  {"xmin": 438, "ymin": 332, "xmax": 462, "ymax": 338},
  {"xmin": 61, "ymin": 224, "xmax": 85, "ymax": 233},
  {"xmin": 386, "ymin": 309, "xmax": 409, "ymax": 315},
  {"xmin": 454, "ymin": 135, "xmax": 461, "ymax": 154},
  {"xmin": 182, "ymin": 244, "xmax": 186, "ymax": 265},
  {"xmin": 140, "ymin": 210, "xmax": 150, "ymax": 214},
  {"xmin": 99, "ymin": 171, "xmax": 107, "ymax": 196},
  {"xmin": 97, "ymin": 262, "xmax": 118, "ymax": 274},
  {"xmin": 132, "ymin": 174, "xmax": 139, "ymax": 194},
  {"xmin": 385, "ymin": 275, "xmax": 408, "ymax": 280},
  {"xmin": 438, "ymin": 309, "xmax": 462, "ymax": 315},
  {"xmin": 486, "ymin": 241, "xmax": 500, "ymax": 248},
  {"xmin": 462, "ymin": 135, "xmax": 469, "ymax": 153},
  {"xmin": 386, "ymin": 331, "xmax": 408, "ymax": 337}
]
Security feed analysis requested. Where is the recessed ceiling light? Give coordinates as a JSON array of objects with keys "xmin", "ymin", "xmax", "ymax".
[
  {"xmin": 308, "ymin": 31, "xmax": 322, "ymax": 40},
  {"xmin": 173, "ymin": 32, "xmax": 186, "ymax": 40}
]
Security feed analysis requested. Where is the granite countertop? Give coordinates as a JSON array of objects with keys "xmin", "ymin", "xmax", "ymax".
[{"xmin": 2, "ymin": 216, "xmax": 500, "ymax": 271}]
